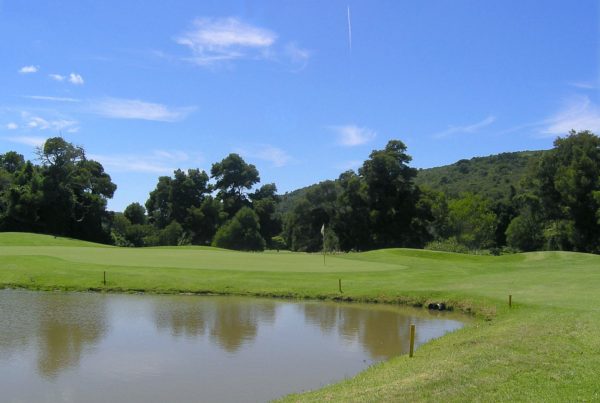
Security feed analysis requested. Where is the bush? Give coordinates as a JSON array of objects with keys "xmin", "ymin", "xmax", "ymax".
[
  {"xmin": 159, "ymin": 221, "xmax": 184, "ymax": 246},
  {"xmin": 270, "ymin": 235, "xmax": 287, "ymax": 251},
  {"xmin": 425, "ymin": 237, "xmax": 470, "ymax": 254},
  {"xmin": 212, "ymin": 207, "xmax": 265, "ymax": 251}
]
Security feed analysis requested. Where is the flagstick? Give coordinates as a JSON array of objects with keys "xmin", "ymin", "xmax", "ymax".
[{"xmin": 323, "ymin": 235, "xmax": 325, "ymax": 266}]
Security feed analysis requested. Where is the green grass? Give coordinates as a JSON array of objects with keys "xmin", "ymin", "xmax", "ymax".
[{"xmin": 1, "ymin": 232, "xmax": 599, "ymax": 401}]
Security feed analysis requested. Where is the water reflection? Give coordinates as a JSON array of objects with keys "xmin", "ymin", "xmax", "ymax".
[
  {"xmin": 0, "ymin": 290, "xmax": 107, "ymax": 378},
  {"xmin": 0, "ymin": 290, "xmax": 464, "ymax": 402},
  {"xmin": 153, "ymin": 296, "xmax": 276, "ymax": 352},
  {"xmin": 302, "ymin": 302, "xmax": 462, "ymax": 359},
  {"xmin": 35, "ymin": 293, "xmax": 108, "ymax": 377}
]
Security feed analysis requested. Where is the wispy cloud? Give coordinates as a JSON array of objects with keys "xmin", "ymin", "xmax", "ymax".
[
  {"xmin": 540, "ymin": 96, "xmax": 600, "ymax": 136},
  {"xmin": 331, "ymin": 124, "xmax": 376, "ymax": 146},
  {"xmin": 284, "ymin": 42, "xmax": 311, "ymax": 71},
  {"xmin": 569, "ymin": 81, "xmax": 597, "ymax": 90},
  {"xmin": 6, "ymin": 123, "xmax": 18, "ymax": 130},
  {"xmin": 433, "ymin": 115, "xmax": 496, "ymax": 138},
  {"xmin": 89, "ymin": 150, "xmax": 200, "ymax": 174},
  {"xmin": 237, "ymin": 144, "xmax": 292, "ymax": 167},
  {"xmin": 68, "ymin": 73, "xmax": 84, "ymax": 85},
  {"xmin": 24, "ymin": 95, "xmax": 81, "ymax": 103},
  {"xmin": 175, "ymin": 17, "xmax": 277, "ymax": 65},
  {"xmin": 49, "ymin": 74, "xmax": 66, "ymax": 81},
  {"xmin": 18, "ymin": 65, "xmax": 38, "ymax": 74},
  {"xmin": 4, "ymin": 136, "xmax": 46, "ymax": 147},
  {"xmin": 90, "ymin": 98, "xmax": 195, "ymax": 122},
  {"xmin": 255, "ymin": 145, "xmax": 292, "ymax": 167},
  {"xmin": 21, "ymin": 112, "xmax": 79, "ymax": 133}
]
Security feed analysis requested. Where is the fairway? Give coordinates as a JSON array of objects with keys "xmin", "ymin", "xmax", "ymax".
[{"xmin": 1, "ymin": 232, "xmax": 600, "ymax": 401}]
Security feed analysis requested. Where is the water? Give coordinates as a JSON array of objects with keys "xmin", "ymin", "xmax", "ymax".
[{"xmin": 0, "ymin": 289, "xmax": 465, "ymax": 402}]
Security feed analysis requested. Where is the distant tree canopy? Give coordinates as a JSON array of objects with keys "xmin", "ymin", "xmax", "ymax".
[
  {"xmin": 3, "ymin": 130, "xmax": 599, "ymax": 255},
  {"xmin": 0, "ymin": 137, "xmax": 116, "ymax": 243}
]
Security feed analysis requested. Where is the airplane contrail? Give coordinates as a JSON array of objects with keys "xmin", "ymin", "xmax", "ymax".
[{"xmin": 347, "ymin": 5, "xmax": 352, "ymax": 51}]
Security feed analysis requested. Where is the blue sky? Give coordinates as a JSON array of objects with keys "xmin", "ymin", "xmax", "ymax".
[{"xmin": 1, "ymin": 0, "xmax": 599, "ymax": 211}]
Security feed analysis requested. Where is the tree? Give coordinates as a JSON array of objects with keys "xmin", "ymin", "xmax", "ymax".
[
  {"xmin": 186, "ymin": 196, "xmax": 227, "ymax": 245},
  {"xmin": 159, "ymin": 220, "xmax": 184, "ymax": 246},
  {"xmin": 0, "ymin": 151, "xmax": 25, "ymax": 174},
  {"xmin": 359, "ymin": 140, "xmax": 419, "ymax": 247},
  {"xmin": 212, "ymin": 207, "xmax": 265, "ymax": 251},
  {"xmin": 124, "ymin": 202, "xmax": 147, "ymax": 225},
  {"xmin": 283, "ymin": 181, "xmax": 338, "ymax": 252},
  {"xmin": 145, "ymin": 168, "xmax": 211, "ymax": 235},
  {"xmin": 448, "ymin": 193, "xmax": 497, "ymax": 250},
  {"xmin": 527, "ymin": 130, "xmax": 600, "ymax": 252},
  {"xmin": 334, "ymin": 171, "xmax": 371, "ymax": 251},
  {"xmin": 211, "ymin": 154, "xmax": 259, "ymax": 217},
  {"xmin": 36, "ymin": 137, "xmax": 116, "ymax": 242},
  {"xmin": 250, "ymin": 183, "xmax": 282, "ymax": 247},
  {"xmin": 505, "ymin": 209, "xmax": 544, "ymax": 251}
]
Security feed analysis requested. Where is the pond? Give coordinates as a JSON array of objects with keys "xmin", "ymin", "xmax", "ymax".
[{"xmin": 0, "ymin": 289, "xmax": 466, "ymax": 402}]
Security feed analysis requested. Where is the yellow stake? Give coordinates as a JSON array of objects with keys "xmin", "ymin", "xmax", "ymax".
[{"xmin": 409, "ymin": 324, "xmax": 416, "ymax": 357}]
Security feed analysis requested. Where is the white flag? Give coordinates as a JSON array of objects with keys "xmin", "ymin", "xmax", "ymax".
[{"xmin": 321, "ymin": 224, "xmax": 325, "ymax": 236}]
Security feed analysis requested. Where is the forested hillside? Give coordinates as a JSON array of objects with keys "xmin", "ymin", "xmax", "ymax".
[
  {"xmin": 414, "ymin": 151, "xmax": 545, "ymax": 200},
  {"xmin": 279, "ymin": 150, "xmax": 546, "ymax": 216}
]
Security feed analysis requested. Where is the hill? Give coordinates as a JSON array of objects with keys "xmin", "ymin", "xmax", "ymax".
[
  {"xmin": 277, "ymin": 150, "xmax": 547, "ymax": 216},
  {"xmin": 414, "ymin": 150, "xmax": 545, "ymax": 200}
]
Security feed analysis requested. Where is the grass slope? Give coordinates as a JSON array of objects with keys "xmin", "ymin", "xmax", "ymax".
[{"xmin": 1, "ymin": 232, "xmax": 599, "ymax": 401}]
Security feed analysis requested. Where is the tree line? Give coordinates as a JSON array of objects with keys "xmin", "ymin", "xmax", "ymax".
[{"xmin": 1, "ymin": 130, "xmax": 599, "ymax": 254}]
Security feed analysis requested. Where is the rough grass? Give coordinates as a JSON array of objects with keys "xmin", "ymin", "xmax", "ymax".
[{"xmin": 1, "ymin": 232, "xmax": 599, "ymax": 401}]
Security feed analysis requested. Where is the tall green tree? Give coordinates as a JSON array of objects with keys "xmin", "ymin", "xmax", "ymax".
[
  {"xmin": 527, "ymin": 130, "xmax": 600, "ymax": 252},
  {"xmin": 38, "ymin": 138, "xmax": 116, "ymax": 242},
  {"xmin": 334, "ymin": 171, "xmax": 371, "ymax": 251},
  {"xmin": 359, "ymin": 140, "xmax": 419, "ymax": 247},
  {"xmin": 145, "ymin": 168, "xmax": 211, "ymax": 233},
  {"xmin": 124, "ymin": 202, "xmax": 147, "ymax": 225},
  {"xmin": 211, "ymin": 153, "xmax": 259, "ymax": 217},
  {"xmin": 250, "ymin": 183, "xmax": 282, "ymax": 247}
]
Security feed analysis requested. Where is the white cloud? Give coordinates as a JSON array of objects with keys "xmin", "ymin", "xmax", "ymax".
[
  {"xmin": 237, "ymin": 145, "xmax": 292, "ymax": 167},
  {"xmin": 6, "ymin": 123, "xmax": 18, "ymax": 130},
  {"xmin": 331, "ymin": 124, "xmax": 376, "ymax": 146},
  {"xmin": 4, "ymin": 136, "xmax": 46, "ymax": 147},
  {"xmin": 175, "ymin": 17, "xmax": 277, "ymax": 65},
  {"xmin": 89, "ymin": 150, "xmax": 199, "ymax": 174},
  {"xmin": 68, "ymin": 73, "xmax": 84, "ymax": 85},
  {"xmin": 433, "ymin": 115, "xmax": 496, "ymax": 138},
  {"xmin": 541, "ymin": 96, "xmax": 600, "ymax": 136},
  {"xmin": 18, "ymin": 65, "xmax": 38, "ymax": 74},
  {"xmin": 569, "ymin": 81, "xmax": 597, "ymax": 90},
  {"xmin": 284, "ymin": 42, "xmax": 311, "ymax": 71},
  {"xmin": 90, "ymin": 98, "xmax": 195, "ymax": 122},
  {"xmin": 19, "ymin": 112, "xmax": 79, "ymax": 133},
  {"xmin": 49, "ymin": 74, "xmax": 66, "ymax": 81},
  {"xmin": 25, "ymin": 95, "xmax": 80, "ymax": 103},
  {"xmin": 254, "ymin": 145, "xmax": 291, "ymax": 167}
]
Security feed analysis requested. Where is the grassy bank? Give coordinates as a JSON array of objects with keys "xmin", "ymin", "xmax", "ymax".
[{"xmin": 1, "ymin": 232, "xmax": 599, "ymax": 401}]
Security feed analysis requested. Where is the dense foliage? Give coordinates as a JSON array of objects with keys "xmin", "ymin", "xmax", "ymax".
[
  {"xmin": 2, "ymin": 130, "xmax": 598, "ymax": 254},
  {"xmin": 0, "ymin": 137, "xmax": 116, "ymax": 243}
]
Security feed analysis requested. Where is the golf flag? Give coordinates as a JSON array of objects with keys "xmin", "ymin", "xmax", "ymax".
[{"xmin": 321, "ymin": 223, "xmax": 325, "ymax": 236}]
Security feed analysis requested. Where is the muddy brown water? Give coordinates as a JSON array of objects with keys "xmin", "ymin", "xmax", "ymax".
[{"xmin": 0, "ymin": 289, "xmax": 466, "ymax": 402}]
